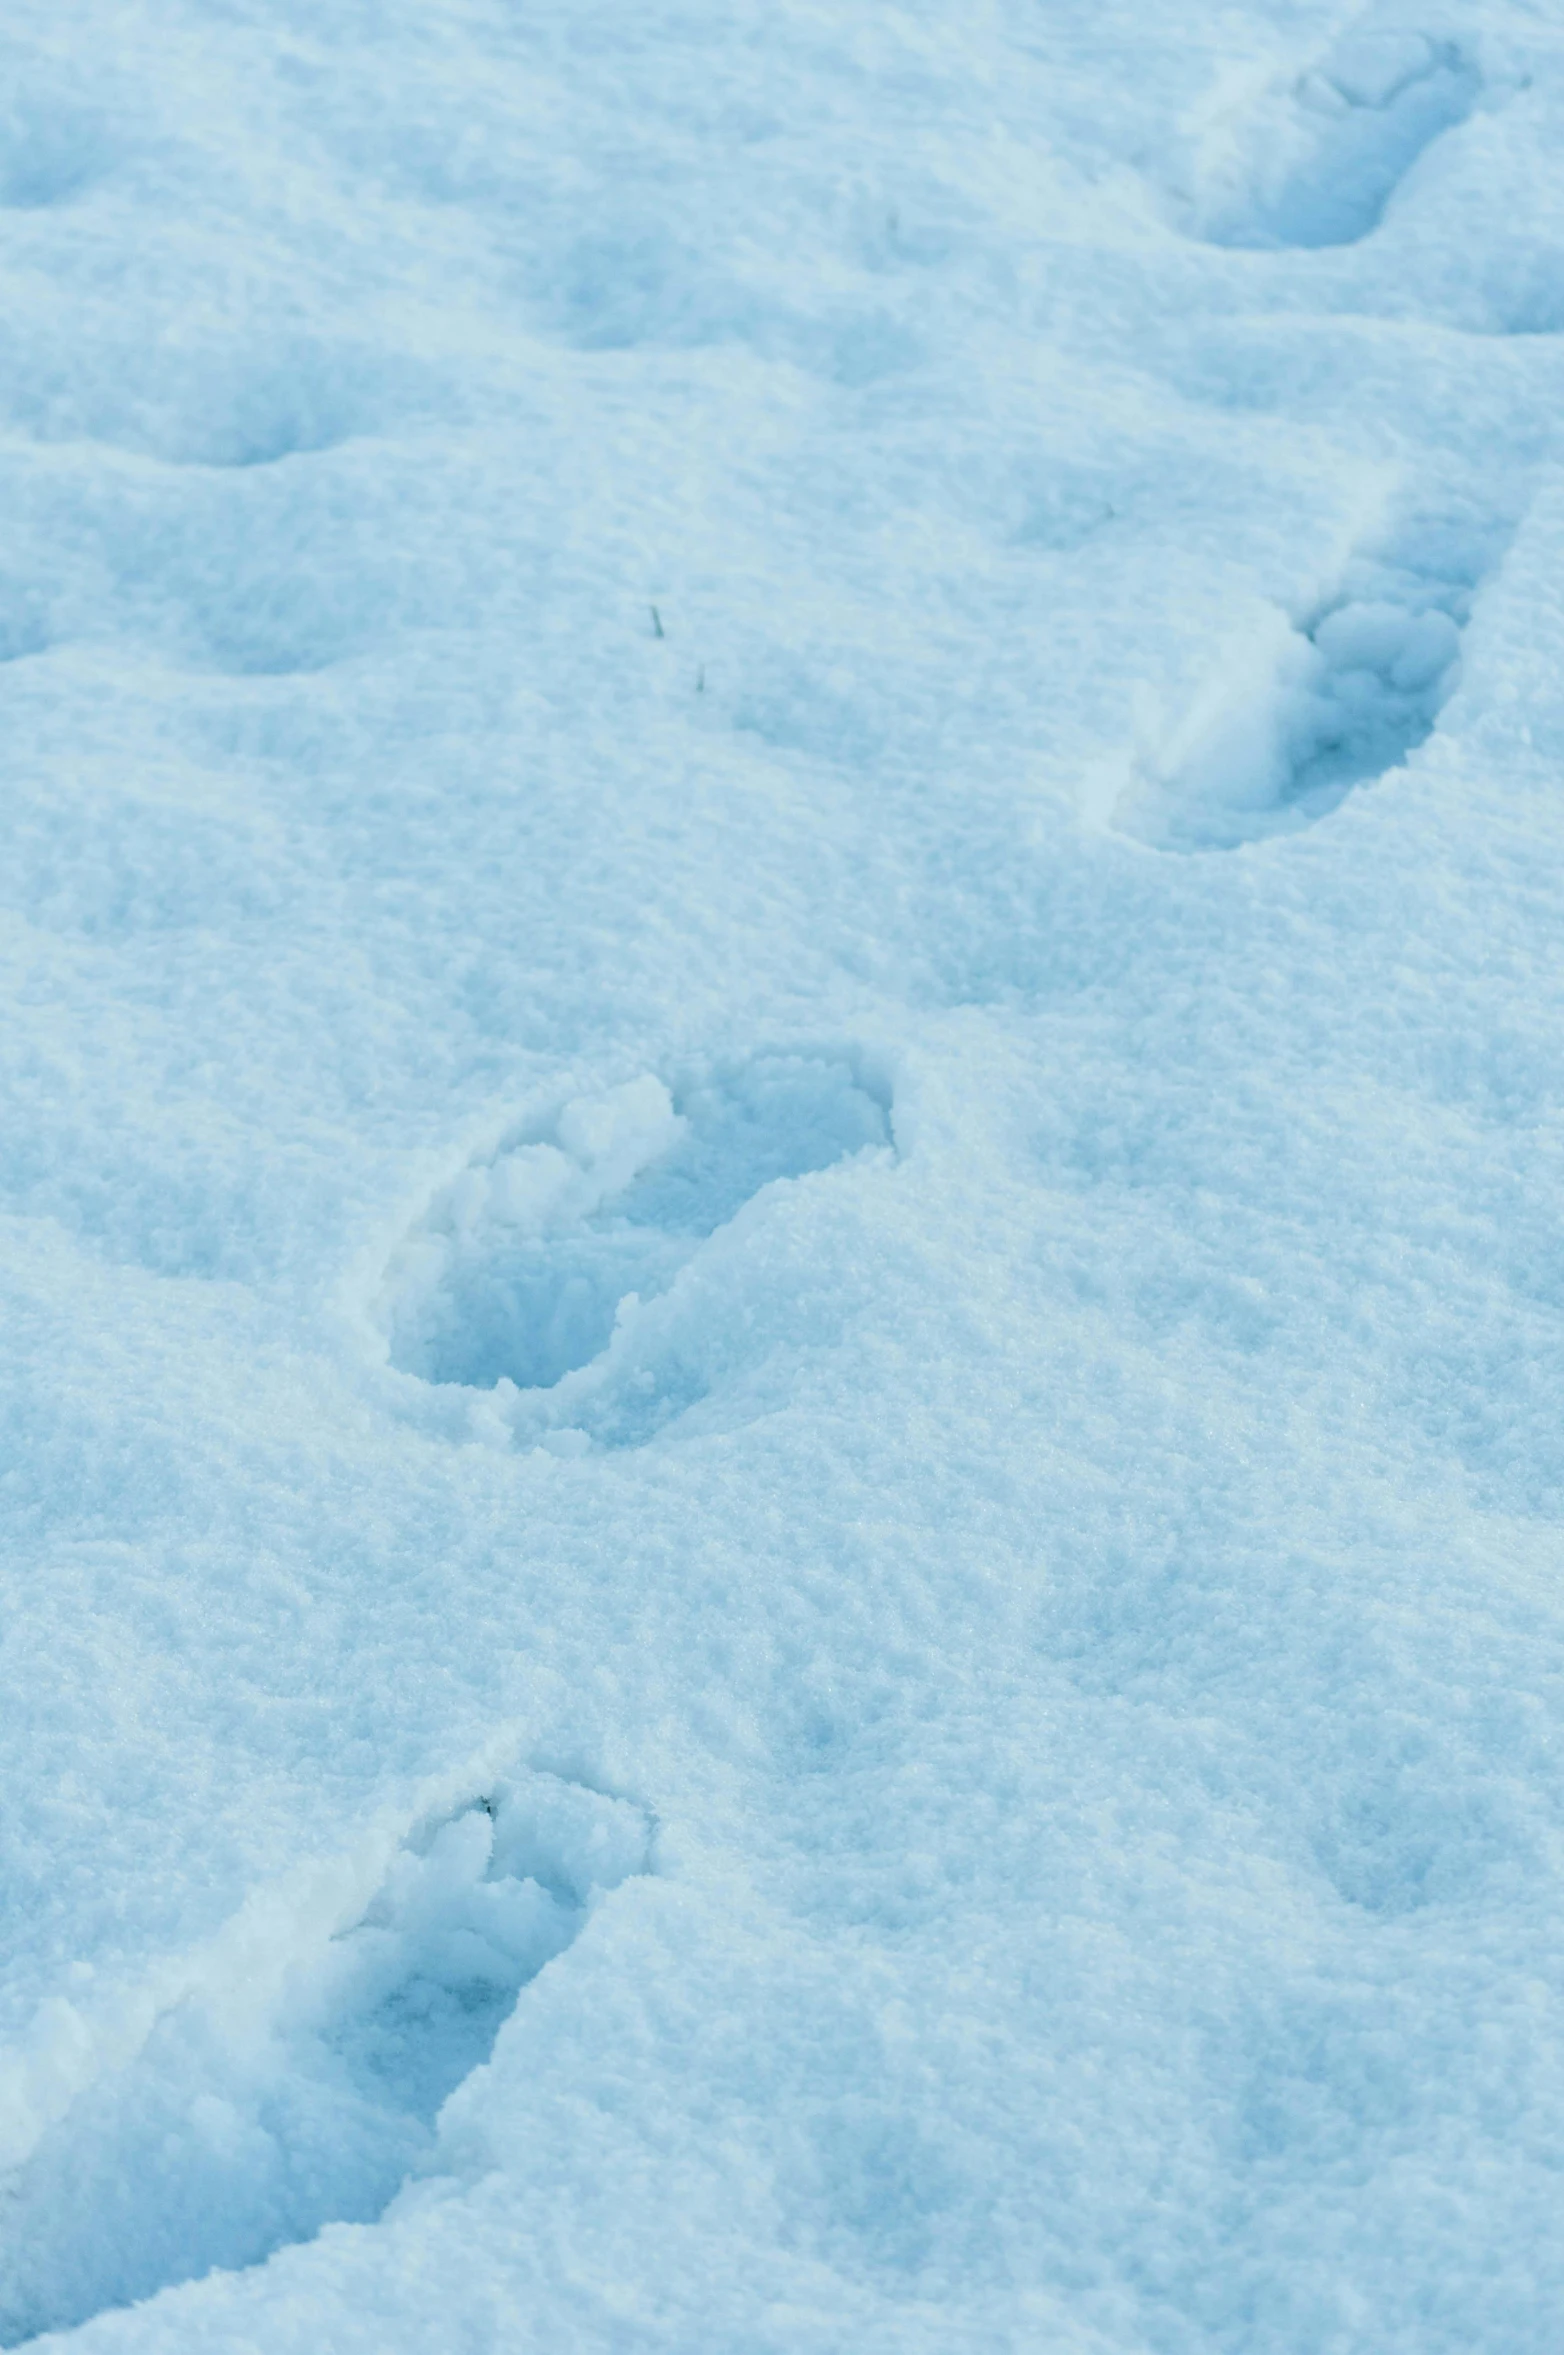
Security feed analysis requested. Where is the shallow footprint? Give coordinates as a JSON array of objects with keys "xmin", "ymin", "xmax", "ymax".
[
  {"xmin": 1172, "ymin": 25, "xmax": 1481, "ymax": 250},
  {"xmin": 1112, "ymin": 500, "xmax": 1510, "ymax": 852},
  {"xmin": 379, "ymin": 1049, "xmax": 892, "ymax": 1447},
  {"xmin": 0, "ymin": 1773, "xmax": 651, "ymax": 2347},
  {"xmin": 0, "ymin": 101, "xmax": 115, "ymax": 211}
]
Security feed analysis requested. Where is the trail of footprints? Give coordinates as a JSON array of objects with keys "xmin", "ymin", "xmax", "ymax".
[
  {"xmin": 0, "ymin": 1054, "xmax": 892, "ymax": 2338},
  {"xmin": 1122, "ymin": 10, "xmax": 1521, "ymax": 850},
  {"xmin": 0, "ymin": 14, "xmax": 1533, "ymax": 2342},
  {"xmin": 0, "ymin": 1030, "xmax": 888, "ymax": 2332},
  {"xmin": 0, "ymin": 1773, "xmax": 652, "ymax": 2345}
]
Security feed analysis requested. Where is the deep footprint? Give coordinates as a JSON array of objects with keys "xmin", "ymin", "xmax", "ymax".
[
  {"xmin": 0, "ymin": 1773, "xmax": 651, "ymax": 2346},
  {"xmin": 380, "ymin": 1050, "xmax": 892, "ymax": 1446},
  {"xmin": 1175, "ymin": 26, "xmax": 1480, "ymax": 249},
  {"xmin": 1113, "ymin": 503, "xmax": 1508, "ymax": 852}
]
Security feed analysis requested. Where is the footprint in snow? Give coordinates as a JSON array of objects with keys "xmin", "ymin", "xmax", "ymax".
[
  {"xmin": 1111, "ymin": 500, "xmax": 1509, "ymax": 852},
  {"xmin": 0, "ymin": 1772, "xmax": 651, "ymax": 2346},
  {"xmin": 1169, "ymin": 23, "xmax": 1482, "ymax": 250},
  {"xmin": 0, "ymin": 104, "xmax": 114, "ymax": 211},
  {"xmin": 378, "ymin": 1049, "xmax": 893, "ymax": 1449}
]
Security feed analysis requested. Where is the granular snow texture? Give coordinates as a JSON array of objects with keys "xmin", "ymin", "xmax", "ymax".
[{"xmin": 3, "ymin": 3, "xmax": 1564, "ymax": 2349}]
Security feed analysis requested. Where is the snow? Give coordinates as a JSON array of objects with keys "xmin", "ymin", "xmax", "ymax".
[
  {"xmin": 2, "ymin": 0, "xmax": 1564, "ymax": 2347},
  {"xmin": 377, "ymin": 1055, "xmax": 892, "ymax": 1431},
  {"xmin": 0, "ymin": 1778, "xmax": 652, "ymax": 2343}
]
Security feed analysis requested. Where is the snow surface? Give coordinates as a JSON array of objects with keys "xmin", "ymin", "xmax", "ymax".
[{"xmin": 3, "ymin": 0, "xmax": 1564, "ymax": 2346}]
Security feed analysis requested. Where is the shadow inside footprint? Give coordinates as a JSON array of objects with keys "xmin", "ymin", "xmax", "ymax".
[
  {"xmin": 381, "ymin": 1051, "xmax": 891, "ymax": 1432},
  {"xmin": 0, "ymin": 1775, "xmax": 651, "ymax": 2347},
  {"xmin": 1181, "ymin": 31, "xmax": 1481, "ymax": 250}
]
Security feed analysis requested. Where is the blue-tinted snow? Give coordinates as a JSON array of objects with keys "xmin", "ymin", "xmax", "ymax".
[{"xmin": 2, "ymin": 1, "xmax": 1564, "ymax": 2347}]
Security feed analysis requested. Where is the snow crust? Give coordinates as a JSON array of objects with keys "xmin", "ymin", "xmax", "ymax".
[{"xmin": 3, "ymin": 0, "xmax": 1564, "ymax": 2347}]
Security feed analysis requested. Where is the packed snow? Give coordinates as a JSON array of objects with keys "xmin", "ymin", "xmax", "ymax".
[{"xmin": 3, "ymin": 1, "xmax": 1564, "ymax": 2347}]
